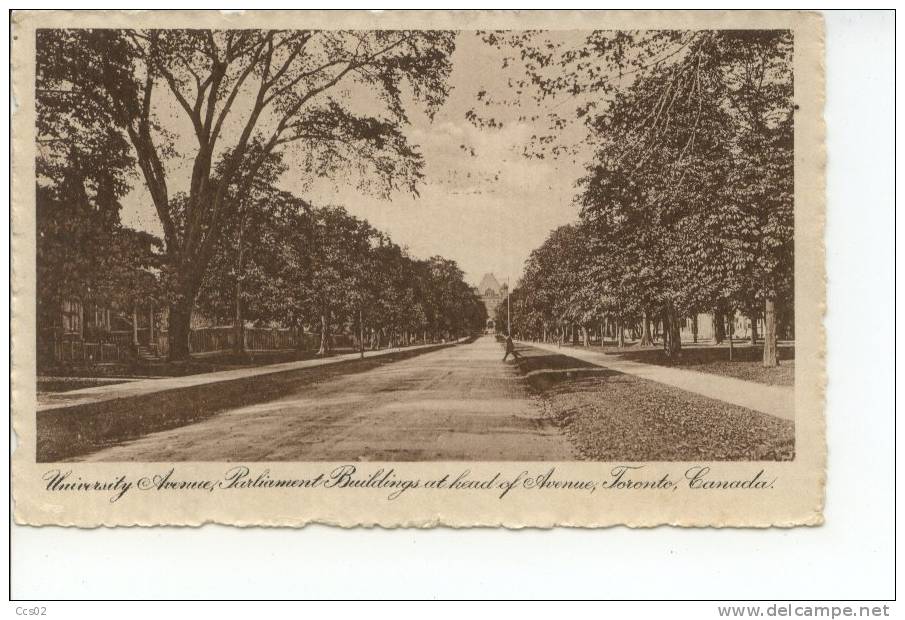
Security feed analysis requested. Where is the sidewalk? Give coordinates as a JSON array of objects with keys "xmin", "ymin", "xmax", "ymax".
[
  {"xmin": 525, "ymin": 341, "xmax": 794, "ymax": 421},
  {"xmin": 37, "ymin": 341, "xmax": 461, "ymax": 412}
]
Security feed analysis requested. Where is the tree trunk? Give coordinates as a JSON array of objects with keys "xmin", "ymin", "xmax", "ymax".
[
  {"xmin": 750, "ymin": 313, "xmax": 758, "ymax": 346},
  {"xmin": 132, "ymin": 305, "xmax": 139, "ymax": 347},
  {"xmin": 167, "ymin": 298, "xmax": 192, "ymax": 361},
  {"xmin": 233, "ymin": 234, "xmax": 246, "ymax": 356},
  {"xmin": 671, "ymin": 316, "xmax": 682, "ymax": 354},
  {"xmin": 640, "ymin": 312, "xmax": 653, "ymax": 347},
  {"xmin": 712, "ymin": 309, "xmax": 725, "ymax": 345},
  {"xmin": 317, "ymin": 314, "xmax": 329, "ymax": 356},
  {"xmin": 295, "ymin": 323, "xmax": 306, "ymax": 352},
  {"xmin": 359, "ymin": 309, "xmax": 365, "ymax": 360},
  {"xmin": 661, "ymin": 311, "xmax": 670, "ymax": 354},
  {"xmin": 233, "ymin": 280, "xmax": 245, "ymax": 356},
  {"xmin": 727, "ymin": 313, "xmax": 735, "ymax": 362},
  {"xmin": 616, "ymin": 319, "xmax": 625, "ymax": 348},
  {"xmin": 691, "ymin": 315, "xmax": 698, "ymax": 344},
  {"xmin": 663, "ymin": 303, "xmax": 682, "ymax": 358},
  {"xmin": 763, "ymin": 298, "xmax": 779, "ymax": 367}
]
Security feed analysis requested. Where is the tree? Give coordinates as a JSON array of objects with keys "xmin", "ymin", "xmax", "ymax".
[
  {"xmin": 227, "ymin": 194, "xmax": 488, "ymax": 356},
  {"xmin": 37, "ymin": 28, "xmax": 457, "ymax": 359},
  {"xmin": 480, "ymin": 30, "xmax": 794, "ymax": 365},
  {"xmin": 514, "ymin": 225, "xmax": 588, "ymax": 345},
  {"xmin": 419, "ymin": 256, "xmax": 480, "ymax": 341},
  {"xmin": 37, "ymin": 168, "xmax": 163, "ymax": 363},
  {"xmin": 194, "ymin": 147, "xmax": 287, "ymax": 354}
]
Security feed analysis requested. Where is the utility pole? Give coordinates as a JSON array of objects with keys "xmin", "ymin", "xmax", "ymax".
[{"xmin": 507, "ymin": 277, "xmax": 511, "ymax": 337}]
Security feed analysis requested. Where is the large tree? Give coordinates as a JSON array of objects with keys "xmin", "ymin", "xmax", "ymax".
[
  {"xmin": 478, "ymin": 30, "xmax": 794, "ymax": 365},
  {"xmin": 37, "ymin": 28, "xmax": 457, "ymax": 359},
  {"xmin": 193, "ymin": 146, "xmax": 287, "ymax": 354}
]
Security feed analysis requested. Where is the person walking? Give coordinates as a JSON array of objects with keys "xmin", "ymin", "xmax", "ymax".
[{"xmin": 502, "ymin": 333, "xmax": 521, "ymax": 362}]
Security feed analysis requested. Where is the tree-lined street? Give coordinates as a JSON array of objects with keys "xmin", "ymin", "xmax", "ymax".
[
  {"xmin": 484, "ymin": 31, "xmax": 794, "ymax": 367},
  {"xmin": 47, "ymin": 335, "xmax": 792, "ymax": 463},
  {"xmin": 75, "ymin": 336, "xmax": 574, "ymax": 462},
  {"xmin": 34, "ymin": 28, "xmax": 796, "ymax": 463}
]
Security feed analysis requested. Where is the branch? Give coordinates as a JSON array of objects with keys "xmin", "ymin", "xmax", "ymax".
[
  {"xmin": 209, "ymin": 34, "xmax": 273, "ymax": 147},
  {"xmin": 153, "ymin": 53, "xmax": 205, "ymax": 139}
]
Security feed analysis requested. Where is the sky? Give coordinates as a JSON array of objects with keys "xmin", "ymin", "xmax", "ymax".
[{"xmin": 120, "ymin": 31, "xmax": 593, "ymax": 289}]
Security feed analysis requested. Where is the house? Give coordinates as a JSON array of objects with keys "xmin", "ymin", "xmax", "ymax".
[
  {"xmin": 39, "ymin": 297, "xmax": 163, "ymax": 365},
  {"xmin": 678, "ymin": 312, "xmax": 771, "ymax": 344}
]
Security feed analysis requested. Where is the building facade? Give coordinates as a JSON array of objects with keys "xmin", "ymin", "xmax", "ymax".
[{"xmin": 476, "ymin": 273, "xmax": 507, "ymax": 332}]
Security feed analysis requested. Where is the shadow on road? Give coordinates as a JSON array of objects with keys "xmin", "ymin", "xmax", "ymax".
[
  {"xmin": 504, "ymin": 341, "xmax": 794, "ymax": 461},
  {"xmin": 37, "ymin": 343, "xmax": 461, "ymax": 462},
  {"xmin": 507, "ymin": 343, "xmax": 617, "ymax": 392}
]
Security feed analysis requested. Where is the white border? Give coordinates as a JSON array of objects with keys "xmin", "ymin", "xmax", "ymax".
[{"xmin": 7, "ymin": 7, "xmax": 896, "ymax": 604}]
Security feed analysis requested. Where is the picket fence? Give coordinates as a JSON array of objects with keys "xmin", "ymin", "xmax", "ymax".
[
  {"xmin": 51, "ymin": 325, "xmax": 359, "ymax": 364},
  {"xmin": 188, "ymin": 326, "xmax": 306, "ymax": 354},
  {"xmin": 53, "ymin": 340, "xmax": 129, "ymax": 364},
  {"xmin": 153, "ymin": 326, "xmax": 354, "ymax": 357}
]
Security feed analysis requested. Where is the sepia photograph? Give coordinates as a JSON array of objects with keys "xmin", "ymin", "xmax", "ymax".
[
  {"xmin": 32, "ymin": 25, "xmax": 796, "ymax": 464},
  {"xmin": 11, "ymin": 8, "xmax": 830, "ymax": 533},
  {"xmin": 10, "ymin": 7, "xmax": 897, "ymax": 607}
]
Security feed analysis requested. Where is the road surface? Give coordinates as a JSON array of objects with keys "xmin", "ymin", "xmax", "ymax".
[{"xmin": 78, "ymin": 336, "xmax": 574, "ymax": 461}]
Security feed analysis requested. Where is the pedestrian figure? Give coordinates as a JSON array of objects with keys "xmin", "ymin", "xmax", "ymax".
[{"xmin": 502, "ymin": 334, "xmax": 521, "ymax": 362}]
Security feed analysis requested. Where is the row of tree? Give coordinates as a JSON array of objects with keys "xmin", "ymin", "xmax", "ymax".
[
  {"xmin": 195, "ymin": 179, "xmax": 487, "ymax": 355},
  {"xmin": 485, "ymin": 31, "xmax": 795, "ymax": 366},
  {"xmin": 37, "ymin": 152, "xmax": 487, "ymax": 359},
  {"xmin": 36, "ymin": 28, "xmax": 459, "ymax": 360},
  {"xmin": 35, "ymin": 28, "xmax": 480, "ymax": 360}
]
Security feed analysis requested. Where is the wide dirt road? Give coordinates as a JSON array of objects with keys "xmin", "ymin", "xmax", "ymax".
[{"xmin": 79, "ymin": 336, "xmax": 574, "ymax": 461}]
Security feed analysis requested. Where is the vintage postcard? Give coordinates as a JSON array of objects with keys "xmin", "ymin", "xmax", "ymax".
[{"xmin": 11, "ymin": 10, "xmax": 825, "ymax": 527}]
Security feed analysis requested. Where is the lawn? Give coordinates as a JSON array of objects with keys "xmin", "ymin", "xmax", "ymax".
[
  {"xmin": 40, "ymin": 346, "xmax": 375, "ymax": 381},
  {"xmin": 553, "ymin": 341, "xmax": 795, "ymax": 386},
  {"xmin": 36, "ymin": 376, "xmax": 132, "ymax": 393},
  {"xmin": 513, "ymin": 344, "xmax": 795, "ymax": 461}
]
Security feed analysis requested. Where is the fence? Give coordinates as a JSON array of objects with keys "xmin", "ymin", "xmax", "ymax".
[
  {"xmin": 52, "ymin": 340, "xmax": 130, "ymax": 364},
  {"xmin": 153, "ymin": 326, "xmax": 350, "ymax": 357},
  {"xmin": 49, "ymin": 326, "xmax": 358, "ymax": 363},
  {"xmin": 83, "ymin": 328, "xmax": 155, "ymax": 347},
  {"xmin": 245, "ymin": 327, "xmax": 307, "ymax": 351},
  {"xmin": 189, "ymin": 325, "xmax": 239, "ymax": 354}
]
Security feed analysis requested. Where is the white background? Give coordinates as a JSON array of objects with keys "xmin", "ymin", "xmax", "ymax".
[{"xmin": 6, "ymin": 8, "xmax": 897, "ymax": 604}]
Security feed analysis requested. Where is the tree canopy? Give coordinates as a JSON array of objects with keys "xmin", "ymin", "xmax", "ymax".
[
  {"xmin": 478, "ymin": 30, "xmax": 794, "ymax": 364},
  {"xmin": 37, "ymin": 28, "xmax": 458, "ymax": 359}
]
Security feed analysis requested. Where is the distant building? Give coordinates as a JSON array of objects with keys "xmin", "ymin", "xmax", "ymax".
[{"xmin": 476, "ymin": 273, "xmax": 507, "ymax": 332}]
